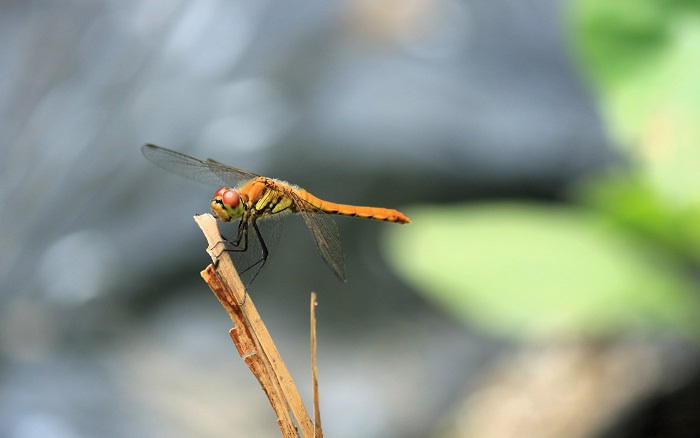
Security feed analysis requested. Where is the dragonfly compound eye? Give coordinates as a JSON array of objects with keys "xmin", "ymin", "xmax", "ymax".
[
  {"xmin": 214, "ymin": 187, "xmax": 228, "ymax": 198},
  {"xmin": 222, "ymin": 190, "xmax": 240, "ymax": 208}
]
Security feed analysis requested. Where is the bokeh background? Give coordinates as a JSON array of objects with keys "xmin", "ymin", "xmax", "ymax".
[{"xmin": 2, "ymin": 0, "xmax": 700, "ymax": 437}]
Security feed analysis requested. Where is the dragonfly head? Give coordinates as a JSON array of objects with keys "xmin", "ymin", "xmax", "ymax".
[{"xmin": 211, "ymin": 187, "xmax": 245, "ymax": 222}]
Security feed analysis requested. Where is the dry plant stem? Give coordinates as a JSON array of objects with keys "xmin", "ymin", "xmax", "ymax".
[
  {"xmin": 202, "ymin": 266, "xmax": 297, "ymax": 438},
  {"xmin": 195, "ymin": 214, "xmax": 314, "ymax": 438},
  {"xmin": 310, "ymin": 292, "xmax": 323, "ymax": 438}
]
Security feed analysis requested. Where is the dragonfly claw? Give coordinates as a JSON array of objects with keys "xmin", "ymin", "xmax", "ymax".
[{"xmin": 208, "ymin": 240, "xmax": 229, "ymax": 259}]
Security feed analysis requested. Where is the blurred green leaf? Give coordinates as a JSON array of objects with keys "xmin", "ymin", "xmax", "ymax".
[
  {"xmin": 384, "ymin": 203, "xmax": 699, "ymax": 340},
  {"xmin": 571, "ymin": 0, "xmax": 700, "ymax": 206},
  {"xmin": 577, "ymin": 173, "xmax": 700, "ymax": 263},
  {"xmin": 571, "ymin": 0, "xmax": 669, "ymax": 91}
]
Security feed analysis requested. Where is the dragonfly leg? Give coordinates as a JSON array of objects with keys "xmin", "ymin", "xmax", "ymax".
[
  {"xmin": 213, "ymin": 218, "xmax": 269, "ymax": 303},
  {"xmin": 214, "ymin": 219, "xmax": 264, "ymax": 275},
  {"xmin": 231, "ymin": 219, "xmax": 247, "ymax": 247},
  {"xmin": 211, "ymin": 222, "xmax": 250, "ymax": 270},
  {"xmin": 237, "ymin": 219, "xmax": 268, "ymax": 284},
  {"xmin": 211, "ymin": 220, "xmax": 248, "ymax": 254}
]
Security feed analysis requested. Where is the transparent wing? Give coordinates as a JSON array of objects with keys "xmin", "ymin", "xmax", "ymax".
[
  {"xmin": 141, "ymin": 144, "xmax": 259, "ymax": 188},
  {"xmin": 205, "ymin": 158, "xmax": 261, "ymax": 189},
  {"xmin": 291, "ymin": 194, "xmax": 346, "ymax": 282}
]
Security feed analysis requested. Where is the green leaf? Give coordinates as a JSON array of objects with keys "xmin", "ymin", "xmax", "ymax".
[
  {"xmin": 577, "ymin": 173, "xmax": 700, "ymax": 263},
  {"xmin": 570, "ymin": 0, "xmax": 700, "ymax": 204},
  {"xmin": 384, "ymin": 203, "xmax": 699, "ymax": 340}
]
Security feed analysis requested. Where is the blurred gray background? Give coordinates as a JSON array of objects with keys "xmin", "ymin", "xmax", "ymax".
[{"xmin": 0, "ymin": 0, "xmax": 619, "ymax": 437}]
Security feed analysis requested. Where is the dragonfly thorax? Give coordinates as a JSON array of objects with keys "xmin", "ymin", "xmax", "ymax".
[{"xmin": 211, "ymin": 187, "xmax": 245, "ymax": 222}]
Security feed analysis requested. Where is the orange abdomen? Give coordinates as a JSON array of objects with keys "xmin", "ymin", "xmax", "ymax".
[{"xmin": 295, "ymin": 189, "xmax": 411, "ymax": 224}]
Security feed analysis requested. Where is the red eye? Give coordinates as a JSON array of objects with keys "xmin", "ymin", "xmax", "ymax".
[
  {"xmin": 215, "ymin": 187, "xmax": 228, "ymax": 198},
  {"xmin": 222, "ymin": 190, "xmax": 240, "ymax": 207}
]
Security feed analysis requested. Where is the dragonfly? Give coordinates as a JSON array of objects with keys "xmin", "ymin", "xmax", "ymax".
[{"xmin": 141, "ymin": 144, "xmax": 411, "ymax": 285}]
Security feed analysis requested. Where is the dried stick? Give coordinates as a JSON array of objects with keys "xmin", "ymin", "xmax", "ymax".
[
  {"xmin": 195, "ymin": 214, "xmax": 314, "ymax": 438},
  {"xmin": 310, "ymin": 292, "xmax": 323, "ymax": 438}
]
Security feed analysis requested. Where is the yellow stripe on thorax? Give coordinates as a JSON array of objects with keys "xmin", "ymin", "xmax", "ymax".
[{"xmin": 245, "ymin": 178, "xmax": 295, "ymax": 214}]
